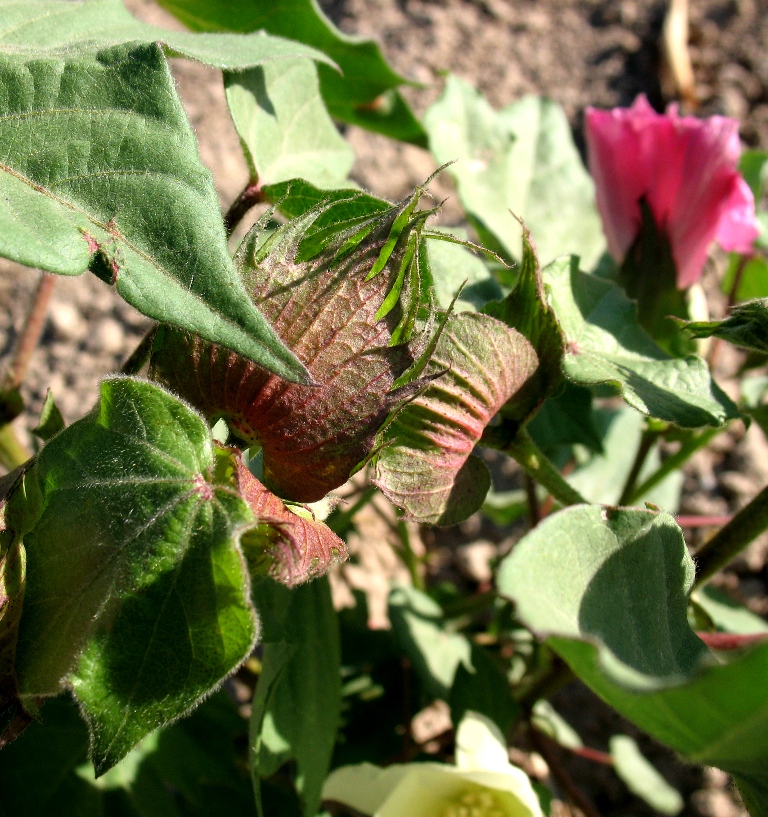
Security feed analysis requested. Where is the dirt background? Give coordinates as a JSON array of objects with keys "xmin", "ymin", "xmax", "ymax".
[{"xmin": 2, "ymin": 1, "xmax": 768, "ymax": 815}]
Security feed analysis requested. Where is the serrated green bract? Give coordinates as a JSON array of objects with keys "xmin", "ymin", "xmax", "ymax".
[
  {"xmin": 225, "ymin": 59, "xmax": 353, "ymax": 189},
  {"xmin": 375, "ymin": 312, "xmax": 538, "ymax": 526},
  {"xmin": 156, "ymin": 0, "xmax": 427, "ymax": 144},
  {"xmin": 679, "ymin": 299, "xmax": 768, "ymax": 354},
  {"xmin": 497, "ymin": 505, "xmax": 768, "ymax": 815},
  {"xmin": 7, "ymin": 378, "xmax": 258, "ymax": 774},
  {"xmin": 424, "ymin": 76, "xmax": 605, "ymax": 267},
  {"xmin": 151, "ymin": 192, "xmax": 438, "ymax": 503},
  {"xmin": 250, "ymin": 577, "xmax": 340, "ymax": 817},
  {"xmin": 0, "ymin": 40, "xmax": 308, "ymax": 381},
  {"xmin": 545, "ymin": 257, "xmax": 738, "ymax": 428}
]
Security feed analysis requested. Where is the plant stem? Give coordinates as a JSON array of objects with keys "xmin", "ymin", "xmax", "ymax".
[
  {"xmin": 121, "ymin": 326, "xmax": 157, "ymax": 375},
  {"xmin": 628, "ymin": 425, "xmax": 721, "ymax": 504},
  {"xmin": 2, "ymin": 272, "xmax": 56, "ymax": 393},
  {"xmin": 693, "ymin": 482, "xmax": 768, "ymax": 588},
  {"xmin": 524, "ymin": 472, "xmax": 540, "ymax": 527},
  {"xmin": 0, "ymin": 423, "xmax": 32, "ymax": 471},
  {"xmin": 396, "ymin": 514, "xmax": 425, "ymax": 591},
  {"xmin": 617, "ymin": 427, "xmax": 659, "ymax": 506},
  {"xmin": 224, "ymin": 180, "xmax": 264, "ymax": 238},
  {"xmin": 503, "ymin": 428, "xmax": 587, "ymax": 507}
]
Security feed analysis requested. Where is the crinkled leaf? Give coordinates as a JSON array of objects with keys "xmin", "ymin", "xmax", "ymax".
[
  {"xmin": 679, "ymin": 299, "xmax": 768, "ymax": 354},
  {"xmin": 152, "ymin": 192, "xmax": 437, "ymax": 503},
  {"xmin": 545, "ymin": 257, "xmax": 738, "ymax": 427},
  {"xmin": 236, "ymin": 458, "xmax": 347, "ymax": 587},
  {"xmin": 0, "ymin": 0, "xmax": 332, "ymax": 68},
  {"xmin": 250, "ymin": 577, "xmax": 340, "ymax": 817},
  {"xmin": 6, "ymin": 377, "xmax": 257, "ymax": 773},
  {"xmin": 497, "ymin": 505, "xmax": 768, "ymax": 813},
  {"xmin": 424, "ymin": 76, "xmax": 605, "ymax": 266},
  {"xmin": 0, "ymin": 41, "xmax": 306, "ymax": 380},
  {"xmin": 483, "ymin": 228, "xmax": 565, "ymax": 430},
  {"xmin": 375, "ymin": 312, "xmax": 538, "ymax": 525},
  {"xmin": 224, "ymin": 59, "xmax": 353, "ymax": 189},
  {"xmin": 156, "ymin": 0, "xmax": 427, "ymax": 144}
]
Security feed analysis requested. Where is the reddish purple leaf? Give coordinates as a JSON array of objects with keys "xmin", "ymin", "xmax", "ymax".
[
  {"xmin": 151, "ymin": 196, "xmax": 433, "ymax": 503},
  {"xmin": 375, "ymin": 312, "xmax": 538, "ymax": 525},
  {"xmin": 235, "ymin": 456, "xmax": 347, "ymax": 587}
]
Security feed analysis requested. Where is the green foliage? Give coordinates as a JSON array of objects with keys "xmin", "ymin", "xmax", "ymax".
[
  {"xmin": 498, "ymin": 505, "xmax": 768, "ymax": 810},
  {"xmin": 155, "ymin": 0, "xmax": 427, "ymax": 143},
  {"xmin": 250, "ymin": 577, "xmax": 341, "ymax": 817},
  {"xmin": 225, "ymin": 59, "xmax": 354, "ymax": 189},
  {"xmin": 679, "ymin": 298, "xmax": 768, "ymax": 354},
  {"xmin": 545, "ymin": 257, "xmax": 738, "ymax": 427},
  {"xmin": 610, "ymin": 735, "xmax": 683, "ymax": 816},
  {"xmin": 8, "ymin": 378, "xmax": 258, "ymax": 772},
  {"xmin": 425, "ymin": 76, "xmax": 605, "ymax": 267}
]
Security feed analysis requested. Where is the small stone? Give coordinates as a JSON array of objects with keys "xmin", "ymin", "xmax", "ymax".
[
  {"xmin": 49, "ymin": 301, "xmax": 86, "ymax": 342},
  {"xmin": 92, "ymin": 317, "xmax": 127, "ymax": 357}
]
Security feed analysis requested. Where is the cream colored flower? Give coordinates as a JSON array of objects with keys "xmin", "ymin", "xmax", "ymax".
[{"xmin": 322, "ymin": 712, "xmax": 544, "ymax": 817}]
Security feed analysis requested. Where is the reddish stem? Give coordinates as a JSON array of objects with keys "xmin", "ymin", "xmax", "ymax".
[
  {"xmin": 224, "ymin": 180, "xmax": 265, "ymax": 238},
  {"xmin": 696, "ymin": 631, "xmax": 768, "ymax": 650},
  {"xmin": 677, "ymin": 515, "xmax": 733, "ymax": 528}
]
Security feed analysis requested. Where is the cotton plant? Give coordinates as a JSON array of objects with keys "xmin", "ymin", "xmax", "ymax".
[{"xmin": 0, "ymin": 2, "xmax": 767, "ymax": 817}]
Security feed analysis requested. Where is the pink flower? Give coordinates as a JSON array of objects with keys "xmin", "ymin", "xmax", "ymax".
[{"xmin": 586, "ymin": 95, "xmax": 759, "ymax": 289}]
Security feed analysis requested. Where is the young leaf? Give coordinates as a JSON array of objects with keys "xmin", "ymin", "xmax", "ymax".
[
  {"xmin": 0, "ymin": 0, "xmax": 333, "ymax": 70},
  {"xmin": 545, "ymin": 257, "xmax": 738, "ymax": 428},
  {"xmin": 224, "ymin": 59, "xmax": 354, "ymax": 189},
  {"xmin": 237, "ymin": 458, "xmax": 347, "ymax": 587},
  {"xmin": 30, "ymin": 389, "xmax": 65, "ymax": 442},
  {"xmin": 156, "ymin": 0, "xmax": 428, "ymax": 144},
  {"xmin": 6, "ymin": 378, "xmax": 258, "ymax": 773},
  {"xmin": 424, "ymin": 76, "xmax": 605, "ymax": 267},
  {"xmin": 151, "ymin": 192, "xmax": 438, "ymax": 503},
  {"xmin": 610, "ymin": 735, "xmax": 684, "ymax": 816},
  {"xmin": 678, "ymin": 299, "xmax": 768, "ymax": 354},
  {"xmin": 0, "ymin": 41, "xmax": 307, "ymax": 381},
  {"xmin": 497, "ymin": 505, "xmax": 768, "ymax": 814},
  {"xmin": 375, "ymin": 312, "xmax": 538, "ymax": 526},
  {"xmin": 250, "ymin": 576, "xmax": 341, "ymax": 817}
]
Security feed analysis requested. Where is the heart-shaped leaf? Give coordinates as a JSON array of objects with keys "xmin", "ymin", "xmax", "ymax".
[
  {"xmin": 0, "ymin": 40, "xmax": 308, "ymax": 380},
  {"xmin": 151, "ymin": 191, "xmax": 438, "ymax": 503},
  {"xmin": 545, "ymin": 257, "xmax": 738, "ymax": 428},
  {"xmin": 497, "ymin": 505, "xmax": 768, "ymax": 814},
  {"xmin": 225, "ymin": 58, "xmax": 353, "ymax": 189},
  {"xmin": 7, "ymin": 377, "xmax": 258, "ymax": 773},
  {"xmin": 375, "ymin": 312, "xmax": 538, "ymax": 525}
]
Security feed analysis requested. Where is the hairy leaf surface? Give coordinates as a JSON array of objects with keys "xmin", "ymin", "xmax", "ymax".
[
  {"xmin": 545, "ymin": 257, "xmax": 737, "ymax": 428},
  {"xmin": 152, "ymin": 193, "xmax": 437, "ymax": 503},
  {"xmin": 0, "ymin": 38, "xmax": 306, "ymax": 379},
  {"xmin": 8, "ymin": 378, "xmax": 257, "ymax": 773},
  {"xmin": 498, "ymin": 505, "xmax": 768, "ymax": 813},
  {"xmin": 375, "ymin": 312, "xmax": 538, "ymax": 525}
]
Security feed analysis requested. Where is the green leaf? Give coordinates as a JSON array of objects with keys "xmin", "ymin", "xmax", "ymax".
[
  {"xmin": 8, "ymin": 377, "xmax": 258, "ymax": 773},
  {"xmin": 424, "ymin": 76, "xmax": 605, "ymax": 267},
  {"xmin": 679, "ymin": 299, "xmax": 768, "ymax": 354},
  {"xmin": 30, "ymin": 389, "xmax": 65, "ymax": 442},
  {"xmin": 739, "ymin": 150, "xmax": 768, "ymax": 201},
  {"xmin": 497, "ymin": 505, "xmax": 768, "ymax": 813},
  {"xmin": 692, "ymin": 586, "xmax": 768, "ymax": 636},
  {"xmin": 250, "ymin": 577, "xmax": 341, "ymax": 817},
  {"xmin": 0, "ymin": 41, "xmax": 307, "ymax": 380},
  {"xmin": 375, "ymin": 312, "xmax": 538, "ymax": 526},
  {"xmin": 156, "ymin": 0, "xmax": 428, "ymax": 144},
  {"xmin": 388, "ymin": 584, "xmax": 472, "ymax": 700},
  {"xmin": 722, "ymin": 252, "xmax": 768, "ymax": 301},
  {"xmin": 225, "ymin": 59, "xmax": 353, "ymax": 189},
  {"xmin": 0, "ymin": 692, "xmax": 257, "ymax": 817},
  {"xmin": 545, "ymin": 257, "xmax": 738, "ymax": 428},
  {"xmin": 610, "ymin": 735, "xmax": 684, "ymax": 815},
  {"xmin": 0, "ymin": 0, "xmax": 333, "ymax": 68},
  {"xmin": 527, "ymin": 382, "xmax": 604, "ymax": 453}
]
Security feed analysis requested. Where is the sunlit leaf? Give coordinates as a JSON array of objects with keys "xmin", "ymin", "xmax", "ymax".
[
  {"xmin": 7, "ymin": 378, "xmax": 257, "ymax": 773},
  {"xmin": 678, "ymin": 299, "xmax": 768, "ymax": 354}
]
